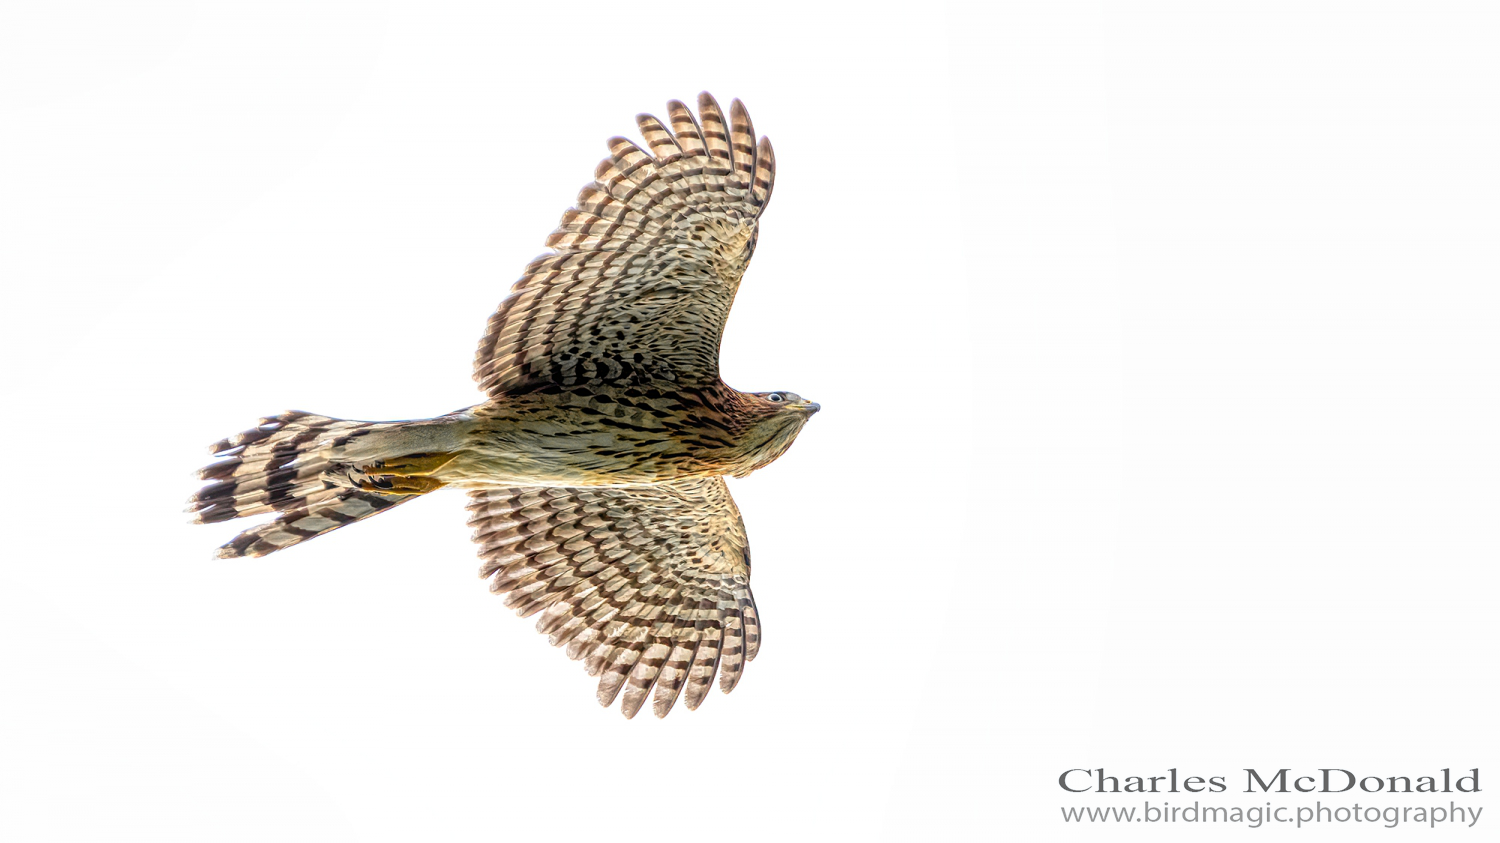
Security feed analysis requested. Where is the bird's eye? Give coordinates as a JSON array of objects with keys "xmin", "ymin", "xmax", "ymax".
[{"xmin": 768, "ymin": 393, "xmax": 783, "ymax": 402}]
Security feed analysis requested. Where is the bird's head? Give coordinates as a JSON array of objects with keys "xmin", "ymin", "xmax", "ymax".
[
  {"xmin": 731, "ymin": 390, "xmax": 820, "ymax": 476},
  {"xmin": 754, "ymin": 391, "xmax": 820, "ymax": 417}
]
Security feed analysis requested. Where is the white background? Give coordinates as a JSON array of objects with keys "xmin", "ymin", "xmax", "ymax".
[{"xmin": 2, "ymin": 1, "xmax": 1496, "ymax": 840}]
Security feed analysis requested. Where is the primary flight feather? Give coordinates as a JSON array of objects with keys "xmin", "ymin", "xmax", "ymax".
[{"xmin": 188, "ymin": 93, "xmax": 818, "ymax": 719}]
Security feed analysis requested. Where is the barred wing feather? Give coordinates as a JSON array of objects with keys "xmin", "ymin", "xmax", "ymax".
[
  {"xmin": 467, "ymin": 477, "xmax": 761, "ymax": 719},
  {"xmin": 473, "ymin": 93, "xmax": 775, "ymax": 395}
]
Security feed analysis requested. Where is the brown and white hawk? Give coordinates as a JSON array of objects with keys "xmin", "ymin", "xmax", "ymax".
[{"xmin": 188, "ymin": 93, "xmax": 819, "ymax": 718}]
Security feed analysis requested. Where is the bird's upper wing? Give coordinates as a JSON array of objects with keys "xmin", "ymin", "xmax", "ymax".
[
  {"xmin": 467, "ymin": 477, "xmax": 760, "ymax": 719},
  {"xmin": 473, "ymin": 93, "xmax": 775, "ymax": 396}
]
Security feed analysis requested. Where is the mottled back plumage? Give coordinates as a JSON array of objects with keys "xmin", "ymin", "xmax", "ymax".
[{"xmin": 192, "ymin": 94, "xmax": 814, "ymax": 719}]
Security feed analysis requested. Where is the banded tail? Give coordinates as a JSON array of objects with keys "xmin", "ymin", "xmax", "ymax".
[{"xmin": 189, "ymin": 411, "xmax": 458, "ymax": 558}]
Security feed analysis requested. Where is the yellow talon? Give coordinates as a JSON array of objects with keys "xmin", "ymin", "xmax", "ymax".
[
  {"xmin": 360, "ymin": 475, "xmax": 447, "ymax": 495},
  {"xmin": 368, "ymin": 451, "xmax": 460, "ymax": 477},
  {"xmin": 359, "ymin": 451, "xmax": 458, "ymax": 495}
]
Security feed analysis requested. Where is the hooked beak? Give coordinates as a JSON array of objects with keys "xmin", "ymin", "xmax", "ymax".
[{"xmin": 794, "ymin": 401, "xmax": 821, "ymax": 416}]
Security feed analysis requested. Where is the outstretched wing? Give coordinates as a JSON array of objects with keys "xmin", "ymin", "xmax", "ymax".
[
  {"xmin": 467, "ymin": 477, "xmax": 761, "ymax": 719},
  {"xmin": 473, "ymin": 93, "xmax": 775, "ymax": 396}
]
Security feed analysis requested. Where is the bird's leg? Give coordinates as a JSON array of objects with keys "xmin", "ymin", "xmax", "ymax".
[
  {"xmin": 367, "ymin": 451, "xmax": 460, "ymax": 477},
  {"xmin": 359, "ymin": 475, "xmax": 447, "ymax": 495},
  {"xmin": 358, "ymin": 451, "xmax": 459, "ymax": 496}
]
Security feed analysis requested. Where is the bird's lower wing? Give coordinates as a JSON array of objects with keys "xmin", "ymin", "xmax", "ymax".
[{"xmin": 466, "ymin": 477, "xmax": 759, "ymax": 719}]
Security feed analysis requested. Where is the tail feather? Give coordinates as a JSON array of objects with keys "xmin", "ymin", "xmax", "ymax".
[
  {"xmin": 215, "ymin": 490, "xmax": 414, "ymax": 558},
  {"xmin": 190, "ymin": 411, "xmax": 416, "ymax": 558},
  {"xmin": 189, "ymin": 412, "xmax": 362, "ymax": 523}
]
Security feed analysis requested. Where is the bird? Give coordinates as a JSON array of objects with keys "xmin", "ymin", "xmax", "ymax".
[{"xmin": 187, "ymin": 93, "xmax": 818, "ymax": 719}]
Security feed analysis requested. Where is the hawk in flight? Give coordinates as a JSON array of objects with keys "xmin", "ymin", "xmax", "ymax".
[{"xmin": 189, "ymin": 94, "xmax": 817, "ymax": 719}]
